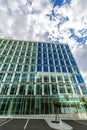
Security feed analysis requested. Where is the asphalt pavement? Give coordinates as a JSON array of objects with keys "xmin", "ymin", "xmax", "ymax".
[
  {"xmin": 63, "ymin": 120, "xmax": 87, "ymax": 130},
  {"xmin": 0, "ymin": 118, "xmax": 87, "ymax": 130},
  {"xmin": 0, "ymin": 119, "xmax": 26, "ymax": 130},
  {"xmin": 0, "ymin": 119, "xmax": 55, "ymax": 130}
]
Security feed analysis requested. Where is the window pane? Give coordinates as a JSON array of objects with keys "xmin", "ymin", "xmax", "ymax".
[
  {"xmin": 51, "ymin": 76, "xmax": 56, "ymax": 82},
  {"xmin": 57, "ymin": 76, "xmax": 63, "ymax": 82},
  {"xmin": 37, "ymin": 65, "xmax": 42, "ymax": 72},
  {"xmin": 52, "ymin": 84, "xmax": 58, "ymax": 95},
  {"xmin": 5, "ymin": 73, "xmax": 13, "ymax": 82},
  {"xmin": 1, "ymin": 84, "xmax": 9, "ymax": 95},
  {"xmin": 2, "ymin": 64, "xmax": 9, "ymax": 71},
  {"xmin": 27, "ymin": 84, "xmax": 34, "ymax": 95},
  {"xmin": 60, "ymin": 60, "xmax": 65, "ymax": 65},
  {"xmin": 16, "ymin": 65, "xmax": 22, "ymax": 71},
  {"xmin": 0, "ymin": 73, "xmax": 5, "ymax": 82},
  {"xmin": 62, "ymin": 67, "xmax": 67, "ymax": 72},
  {"xmin": 76, "ymin": 75, "xmax": 84, "ymax": 83},
  {"xmin": 49, "ymin": 59, "xmax": 53, "ymax": 65},
  {"xmin": 68, "ymin": 67, "xmax": 73, "ymax": 73},
  {"xmin": 23, "ymin": 65, "xmax": 29, "ymax": 72},
  {"xmin": 9, "ymin": 64, "xmax": 15, "ymax": 71},
  {"xmin": 44, "ymin": 76, "xmax": 49, "ymax": 82},
  {"xmin": 56, "ymin": 66, "xmax": 61, "ymax": 72},
  {"xmin": 21, "ymin": 73, "xmax": 27, "ymax": 82},
  {"xmin": 43, "ymin": 59, "xmax": 48, "ymax": 65},
  {"xmin": 50, "ymin": 66, "xmax": 54, "ymax": 72},
  {"xmin": 19, "ymin": 85, "xmax": 25, "ymax": 95},
  {"xmin": 66, "ymin": 85, "xmax": 72, "ymax": 93},
  {"xmin": 13, "ymin": 73, "xmax": 20, "ymax": 82},
  {"xmin": 43, "ymin": 66, "xmax": 48, "ymax": 72},
  {"xmin": 36, "ymin": 76, "xmax": 42, "ymax": 83},
  {"xmin": 64, "ymin": 76, "xmax": 69, "ymax": 82},
  {"xmin": 59, "ymin": 85, "xmax": 65, "ymax": 93},
  {"xmin": 44, "ymin": 84, "xmax": 50, "ymax": 95},
  {"xmin": 10, "ymin": 85, "xmax": 17, "ymax": 95},
  {"xmin": 36, "ymin": 85, "xmax": 42, "ymax": 95},
  {"xmin": 38, "ymin": 59, "xmax": 42, "ymax": 64}
]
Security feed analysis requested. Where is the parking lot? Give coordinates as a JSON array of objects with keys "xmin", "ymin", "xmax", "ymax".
[
  {"xmin": 63, "ymin": 120, "xmax": 87, "ymax": 130},
  {"xmin": 0, "ymin": 119, "xmax": 55, "ymax": 130},
  {"xmin": 0, "ymin": 119, "xmax": 26, "ymax": 130},
  {"xmin": 0, "ymin": 118, "xmax": 87, "ymax": 130}
]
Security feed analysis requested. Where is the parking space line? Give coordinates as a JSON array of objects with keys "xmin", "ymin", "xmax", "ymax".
[
  {"xmin": 0, "ymin": 118, "xmax": 13, "ymax": 127},
  {"xmin": 74, "ymin": 120, "xmax": 87, "ymax": 126},
  {"xmin": 24, "ymin": 118, "xmax": 29, "ymax": 129}
]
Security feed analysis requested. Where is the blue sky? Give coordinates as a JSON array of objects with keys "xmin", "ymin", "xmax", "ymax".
[
  {"xmin": 0, "ymin": 0, "xmax": 87, "ymax": 84},
  {"xmin": 52, "ymin": 0, "xmax": 71, "ymax": 7},
  {"xmin": 52, "ymin": 0, "xmax": 64, "ymax": 7}
]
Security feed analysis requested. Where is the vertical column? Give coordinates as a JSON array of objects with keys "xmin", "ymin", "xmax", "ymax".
[
  {"xmin": 69, "ymin": 75, "xmax": 75, "ymax": 94},
  {"xmin": 63, "ymin": 75, "xmax": 67, "ymax": 94},
  {"xmin": 49, "ymin": 75, "xmax": 52, "ymax": 95},
  {"xmin": 42, "ymin": 75, "xmax": 44, "ymax": 95},
  {"xmin": 56, "ymin": 75, "xmax": 60, "ymax": 95},
  {"xmin": 34, "ymin": 73, "xmax": 37, "ymax": 95}
]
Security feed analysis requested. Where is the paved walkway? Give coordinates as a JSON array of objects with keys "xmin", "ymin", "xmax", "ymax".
[{"xmin": 45, "ymin": 118, "xmax": 73, "ymax": 130}]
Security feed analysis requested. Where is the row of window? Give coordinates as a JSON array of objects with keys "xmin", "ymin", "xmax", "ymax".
[
  {"xmin": 0, "ymin": 53, "xmax": 73, "ymax": 66},
  {"xmin": 0, "ymin": 64, "xmax": 79, "ymax": 74},
  {"xmin": 38, "ymin": 52, "xmax": 73, "ymax": 59},
  {"xmin": 0, "ymin": 83, "xmax": 74, "ymax": 95},
  {"xmin": 0, "ymin": 72, "xmax": 84, "ymax": 84},
  {"xmin": 0, "ymin": 43, "xmax": 65, "ymax": 51},
  {"xmin": 0, "ymin": 73, "xmax": 71, "ymax": 82},
  {"xmin": 37, "ymin": 58, "xmax": 76, "ymax": 66},
  {"xmin": 0, "ymin": 40, "xmax": 37, "ymax": 48},
  {"xmin": 0, "ymin": 51, "xmax": 73, "ymax": 60},
  {"xmin": 37, "ymin": 65, "xmax": 79, "ymax": 73},
  {"xmin": 0, "ymin": 52, "xmax": 76, "ymax": 66},
  {"xmin": 0, "ymin": 54, "xmax": 77, "ymax": 67},
  {"xmin": 0, "ymin": 40, "xmax": 69, "ymax": 50},
  {"xmin": 0, "ymin": 49, "xmax": 36, "ymax": 56},
  {"xmin": 38, "ymin": 47, "xmax": 71, "ymax": 56},
  {"xmin": 0, "ymin": 41, "xmax": 72, "ymax": 57},
  {"xmin": 0, "ymin": 82, "xmax": 86, "ymax": 96},
  {"xmin": 0, "ymin": 56, "xmax": 76, "ymax": 68}
]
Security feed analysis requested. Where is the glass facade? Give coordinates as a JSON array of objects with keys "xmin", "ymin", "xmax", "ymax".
[{"xmin": 0, "ymin": 39, "xmax": 87, "ymax": 116}]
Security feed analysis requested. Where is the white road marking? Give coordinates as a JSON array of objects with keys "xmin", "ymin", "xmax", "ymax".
[
  {"xmin": 75, "ymin": 120, "xmax": 87, "ymax": 126},
  {"xmin": 0, "ymin": 118, "xmax": 13, "ymax": 126},
  {"xmin": 24, "ymin": 118, "xmax": 29, "ymax": 129}
]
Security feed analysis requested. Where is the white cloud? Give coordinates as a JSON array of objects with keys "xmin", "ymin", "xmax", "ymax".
[
  {"xmin": 0, "ymin": 0, "xmax": 53, "ymax": 41},
  {"xmin": 0, "ymin": 0, "xmax": 87, "ymax": 43},
  {"xmin": 71, "ymin": 0, "xmax": 87, "ymax": 16},
  {"xmin": 72, "ymin": 45, "xmax": 87, "ymax": 84},
  {"xmin": 8, "ymin": 0, "xmax": 19, "ymax": 11}
]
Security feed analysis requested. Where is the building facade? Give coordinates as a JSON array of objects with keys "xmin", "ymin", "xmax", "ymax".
[{"xmin": 0, "ymin": 38, "xmax": 87, "ymax": 116}]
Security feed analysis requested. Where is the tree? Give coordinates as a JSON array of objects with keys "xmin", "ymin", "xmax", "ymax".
[{"xmin": 53, "ymin": 100, "xmax": 61, "ymax": 123}]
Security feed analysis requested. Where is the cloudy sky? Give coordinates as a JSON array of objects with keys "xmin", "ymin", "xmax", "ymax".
[{"xmin": 0, "ymin": 0, "xmax": 87, "ymax": 84}]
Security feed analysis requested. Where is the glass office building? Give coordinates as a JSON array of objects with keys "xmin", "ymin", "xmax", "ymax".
[{"xmin": 0, "ymin": 38, "xmax": 87, "ymax": 116}]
